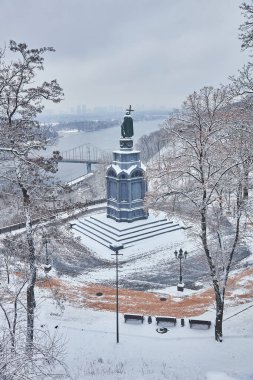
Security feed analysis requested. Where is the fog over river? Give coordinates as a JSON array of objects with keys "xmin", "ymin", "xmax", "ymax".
[{"xmin": 47, "ymin": 118, "xmax": 165, "ymax": 182}]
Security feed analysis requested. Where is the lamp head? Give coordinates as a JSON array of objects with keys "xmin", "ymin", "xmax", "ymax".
[{"xmin": 110, "ymin": 244, "xmax": 124, "ymax": 252}]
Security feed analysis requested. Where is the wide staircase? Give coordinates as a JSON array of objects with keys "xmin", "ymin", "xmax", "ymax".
[{"xmin": 71, "ymin": 213, "xmax": 184, "ymax": 248}]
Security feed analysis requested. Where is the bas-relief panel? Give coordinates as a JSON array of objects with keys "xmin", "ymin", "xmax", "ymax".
[
  {"xmin": 131, "ymin": 181, "xmax": 142, "ymax": 200},
  {"xmin": 120, "ymin": 182, "xmax": 128, "ymax": 201},
  {"xmin": 108, "ymin": 180, "xmax": 117, "ymax": 199}
]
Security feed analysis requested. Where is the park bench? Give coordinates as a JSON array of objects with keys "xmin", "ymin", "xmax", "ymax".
[
  {"xmin": 156, "ymin": 316, "xmax": 177, "ymax": 326},
  {"xmin": 189, "ymin": 319, "xmax": 211, "ymax": 329},
  {"xmin": 124, "ymin": 314, "xmax": 144, "ymax": 323}
]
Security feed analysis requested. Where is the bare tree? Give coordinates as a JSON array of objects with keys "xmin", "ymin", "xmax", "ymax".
[
  {"xmin": 0, "ymin": 326, "xmax": 68, "ymax": 379},
  {"xmin": 239, "ymin": 1, "xmax": 253, "ymax": 52},
  {"xmin": 136, "ymin": 128, "xmax": 168, "ymax": 163},
  {"xmin": 146, "ymin": 86, "xmax": 249, "ymax": 342},
  {"xmin": 228, "ymin": 1, "xmax": 253, "ymax": 191},
  {"xmin": 0, "ymin": 231, "xmax": 71, "ymax": 379},
  {"xmin": 0, "ymin": 41, "xmax": 63, "ymax": 353},
  {"xmin": 230, "ymin": 1, "xmax": 253, "ymax": 95}
]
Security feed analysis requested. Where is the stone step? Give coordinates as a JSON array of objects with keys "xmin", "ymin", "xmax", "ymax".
[
  {"xmin": 78, "ymin": 217, "xmax": 174, "ymax": 240},
  {"xmin": 90, "ymin": 215, "xmax": 168, "ymax": 233},
  {"xmin": 72, "ymin": 225, "xmax": 111, "ymax": 247},
  {"xmin": 118, "ymin": 226, "xmax": 183, "ymax": 246},
  {"xmin": 77, "ymin": 218, "xmax": 179, "ymax": 243},
  {"xmin": 72, "ymin": 219, "xmax": 183, "ymax": 248}
]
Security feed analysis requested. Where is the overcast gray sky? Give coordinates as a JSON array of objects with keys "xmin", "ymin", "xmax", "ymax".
[{"xmin": 0, "ymin": 0, "xmax": 249, "ymax": 113}]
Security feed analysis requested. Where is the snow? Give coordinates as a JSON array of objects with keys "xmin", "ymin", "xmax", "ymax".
[
  {"xmin": 148, "ymin": 285, "xmax": 197, "ymax": 298},
  {"xmin": 110, "ymin": 162, "xmax": 146, "ymax": 175},
  {"xmin": 3, "ymin": 209, "xmax": 252, "ymax": 379},
  {"xmin": 72, "ymin": 210, "xmax": 193, "ymax": 259},
  {"xmin": 113, "ymin": 149, "xmax": 140, "ymax": 154},
  {"xmin": 50, "ymin": 206, "xmax": 253, "ymax": 379},
  {"xmin": 67, "ymin": 172, "xmax": 94, "ymax": 186},
  {"xmin": 59, "ymin": 129, "xmax": 79, "ymax": 134},
  {"xmin": 111, "ymin": 164, "xmax": 137, "ymax": 175},
  {"xmin": 205, "ymin": 373, "xmax": 238, "ymax": 380},
  {"xmin": 36, "ymin": 296, "xmax": 253, "ymax": 380},
  {"xmin": 70, "ymin": 211, "xmax": 198, "ymax": 287},
  {"xmin": 89, "ymin": 210, "xmax": 171, "ymax": 231}
]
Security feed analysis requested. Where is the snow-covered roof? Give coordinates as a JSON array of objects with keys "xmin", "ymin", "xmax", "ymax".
[
  {"xmin": 107, "ymin": 163, "xmax": 146, "ymax": 176},
  {"xmin": 113, "ymin": 149, "xmax": 140, "ymax": 154}
]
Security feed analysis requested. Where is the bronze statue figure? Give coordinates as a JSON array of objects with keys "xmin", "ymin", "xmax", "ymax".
[{"xmin": 121, "ymin": 105, "xmax": 134, "ymax": 138}]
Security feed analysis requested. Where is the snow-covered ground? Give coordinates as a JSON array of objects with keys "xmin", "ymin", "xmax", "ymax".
[
  {"xmin": 42, "ymin": 208, "xmax": 253, "ymax": 379},
  {"xmin": 67, "ymin": 173, "xmax": 94, "ymax": 187},
  {"xmin": 2, "ymin": 206, "xmax": 252, "ymax": 379},
  {"xmin": 37, "ymin": 297, "xmax": 253, "ymax": 380},
  {"xmin": 71, "ymin": 210, "xmax": 199, "ymax": 285}
]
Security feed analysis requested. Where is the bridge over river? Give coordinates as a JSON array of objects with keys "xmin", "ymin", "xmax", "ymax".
[{"xmin": 59, "ymin": 143, "xmax": 111, "ymax": 173}]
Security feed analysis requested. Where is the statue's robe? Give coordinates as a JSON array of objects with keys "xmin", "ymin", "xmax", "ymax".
[{"xmin": 121, "ymin": 116, "xmax": 134, "ymax": 138}]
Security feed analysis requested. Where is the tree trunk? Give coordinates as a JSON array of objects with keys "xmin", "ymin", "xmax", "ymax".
[
  {"xmin": 243, "ymin": 167, "xmax": 249, "ymax": 199},
  {"xmin": 243, "ymin": 185, "xmax": 248, "ymax": 200},
  {"xmin": 25, "ymin": 204, "xmax": 36, "ymax": 354},
  {"xmin": 201, "ymin": 207, "xmax": 224, "ymax": 342},
  {"xmin": 27, "ymin": 270, "xmax": 36, "ymax": 353},
  {"xmin": 19, "ymin": 180, "xmax": 37, "ymax": 354},
  {"xmin": 4, "ymin": 256, "xmax": 10, "ymax": 284},
  {"xmin": 215, "ymin": 294, "xmax": 224, "ymax": 342}
]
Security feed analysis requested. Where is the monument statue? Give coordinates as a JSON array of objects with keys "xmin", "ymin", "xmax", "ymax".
[
  {"xmin": 121, "ymin": 105, "xmax": 134, "ymax": 138},
  {"xmin": 106, "ymin": 104, "xmax": 147, "ymax": 222}
]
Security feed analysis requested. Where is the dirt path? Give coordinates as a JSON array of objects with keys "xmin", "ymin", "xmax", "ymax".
[{"xmin": 37, "ymin": 267, "xmax": 253, "ymax": 317}]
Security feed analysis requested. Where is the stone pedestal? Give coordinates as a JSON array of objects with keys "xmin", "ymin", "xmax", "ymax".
[
  {"xmin": 106, "ymin": 138, "xmax": 148, "ymax": 222},
  {"xmin": 119, "ymin": 137, "xmax": 133, "ymax": 149}
]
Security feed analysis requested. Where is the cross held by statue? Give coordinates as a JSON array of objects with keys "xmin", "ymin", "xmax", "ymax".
[{"xmin": 126, "ymin": 105, "xmax": 134, "ymax": 115}]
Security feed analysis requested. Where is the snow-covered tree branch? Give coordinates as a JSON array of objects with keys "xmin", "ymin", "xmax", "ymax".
[
  {"xmin": 0, "ymin": 40, "xmax": 64, "ymax": 361},
  {"xmin": 146, "ymin": 86, "xmax": 251, "ymax": 342}
]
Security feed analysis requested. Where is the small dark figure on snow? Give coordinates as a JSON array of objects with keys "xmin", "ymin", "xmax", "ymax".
[{"xmin": 148, "ymin": 316, "xmax": 152, "ymax": 324}]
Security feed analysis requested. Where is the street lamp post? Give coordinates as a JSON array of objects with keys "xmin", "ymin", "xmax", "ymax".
[
  {"xmin": 174, "ymin": 248, "xmax": 188, "ymax": 292},
  {"xmin": 110, "ymin": 244, "xmax": 124, "ymax": 343},
  {"xmin": 43, "ymin": 236, "xmax": 52, "ymax": 273}
]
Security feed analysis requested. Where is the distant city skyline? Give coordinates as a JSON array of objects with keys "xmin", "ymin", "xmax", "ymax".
[
  {"xmin": 38, "ymin": 103, "xmax": 170, "ymax": 123},
  {"xmin": 57, "ymin": 103, "xmax": 170, "ymax": 115},
  {"xmin": 0, "ymin": 0, "xmax": 249, "ymax": 114}
]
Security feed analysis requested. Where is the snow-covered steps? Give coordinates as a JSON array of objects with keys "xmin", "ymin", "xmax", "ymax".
[{"xmin": 71, "ymin": 212, "xmax": 184, "ymax": 248}]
